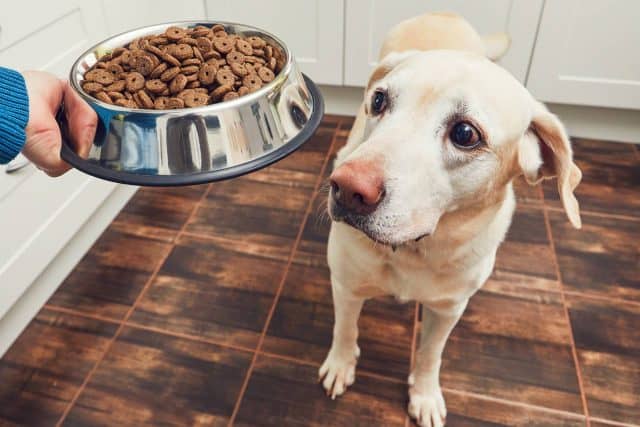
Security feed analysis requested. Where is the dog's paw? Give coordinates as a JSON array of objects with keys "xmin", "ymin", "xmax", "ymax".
[
  {"xmin": 318, "ymin": 345, "xmax": 360, "ymax": 399},
  {"xmin": 408, "ymin": 384, "xmax": 446, "ymax": 427}
]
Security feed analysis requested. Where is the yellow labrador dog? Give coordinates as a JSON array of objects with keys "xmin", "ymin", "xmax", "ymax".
[{"xmin": 319, "ymin": 12, "xmax": 582, "ymax": 427}]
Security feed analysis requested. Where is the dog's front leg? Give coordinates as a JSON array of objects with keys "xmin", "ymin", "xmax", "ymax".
[
  {"xmin": 319, "ymin": 277, "xmax": 365, "ymax": 399},
  {"xmin": 409, "ymin": 301, "xmax": 467, "ymax": 427}
]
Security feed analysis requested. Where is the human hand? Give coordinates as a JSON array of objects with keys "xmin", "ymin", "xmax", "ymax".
[{"xmin": 21, "ymin": 71, "xmax": 96, "ymax": 176}]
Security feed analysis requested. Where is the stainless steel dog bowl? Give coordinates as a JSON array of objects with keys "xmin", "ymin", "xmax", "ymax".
[{"xmin": 59, "ymin": 21, "xmax": 323, "ymax": 186}]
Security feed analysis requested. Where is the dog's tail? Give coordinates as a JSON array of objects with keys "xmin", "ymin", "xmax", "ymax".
[{"xmin": 378, "ymin": 12, "xmax": 510, "ymax": 62}]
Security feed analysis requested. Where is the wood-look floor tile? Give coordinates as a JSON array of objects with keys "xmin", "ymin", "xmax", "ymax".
[
  {"xmin": 0, "ymin": 310, "xmax": 117, "ymax": 426},
  {"xmin": 567, "ymin": 295, "xmax": 640, "ymax": 424},
  {"xmin": 513, "ymin": 176, "xmax": 543, "ymax": 206},
  {"xmin": 550, "ymin": 210, "xmax": 639, "ymax": 301},
  {"xmin": 111, "ymin": 185, "xmax": 208, "ymax": 242},
  {"xmin": 129, "ymin": 233, "xmax": 289, "ymax": 349},
  {"xmin": 494, "ymin": 205, "xmax": 559, "ymax": 285},
  {"xmin": 441, "ymin": 283, "xmax": 583, "ymax": 413},
  {"xmin": 543, "ymin": 139, "xmax": 639, "ymax": 218},
  {"xmin": 234, "ymin": 355, "xmax": 407, "ymax": 427},
  {"xmin": 47, "ymin": 228, "xmax": 172, "ymax": 320},
  {"xmin": 442, "ymin": 392, "xmax": 586, "ymax": 426},
  {"xmin": 63, "ymin": 327, "xmax": 252, "ymax": 426}
]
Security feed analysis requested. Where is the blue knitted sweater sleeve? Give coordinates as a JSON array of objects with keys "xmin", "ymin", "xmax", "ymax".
[{"xmin": 0, "ymin": 67, "xmax": 29, "ymax": 164}]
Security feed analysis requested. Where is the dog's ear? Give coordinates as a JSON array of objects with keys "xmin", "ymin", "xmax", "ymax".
[
  {"xmin": 368, "ymin": 50, "xmax": 420, "ymax": 91},
  {"xmin": 518, "ymin": 101, "xmax": 582, "ymax": 228},
  {"xmin": 482, "ymin": 33, "xmax": 510, "ymax": 61}
]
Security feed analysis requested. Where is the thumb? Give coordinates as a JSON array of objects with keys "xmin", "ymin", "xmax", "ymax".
[{"xmin": 63, "ymin": 81, "xmax": 97, "ymax": 159}]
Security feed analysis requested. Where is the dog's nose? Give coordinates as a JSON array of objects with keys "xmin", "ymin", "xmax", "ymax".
[{"xmin": 330, "ymin": 161, "xmax": 385, "ymax": 214}]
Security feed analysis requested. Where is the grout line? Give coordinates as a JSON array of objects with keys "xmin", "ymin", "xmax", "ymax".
[
  {"xmin": 562, "ymin": 290, "xmax": 640, "ymax": 308},
  {"xmin": 405, "ymin": 303, "xmax": 420, "ymax": 427},
  {"xmin": 44, "ymin": 305, "xmax": 123, "ymax": 326},
  {"xmin": 55, "ymin": 184, "xmax": 213, "ymax": 427},
  {"xmin": 541, "ymin": 191, "xmax": 591, "ymax": 425},
  {"xmin": 227, "ymin": 120, "xmax": 342, "ymax": 425},
  {"xmin": 441, "ymin": 387, "xmax": 586, "ymax": 421}
]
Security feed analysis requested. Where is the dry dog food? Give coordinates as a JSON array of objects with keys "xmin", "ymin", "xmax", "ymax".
[{"xmin": 81, "ymin": 24, "xmax": 285, "ymax": 109}]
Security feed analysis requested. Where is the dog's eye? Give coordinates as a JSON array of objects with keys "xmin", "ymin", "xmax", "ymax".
[
  {"xmin": 371, "ymin": 89, "xmax": 388, "ymax": 115},
  {"xmin": 450, "ymin": 122, "xmax": 482, "ymax": 149}
]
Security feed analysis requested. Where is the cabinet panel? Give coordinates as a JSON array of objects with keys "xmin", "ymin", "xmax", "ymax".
[
  {"xmin": 205, "ymin": 0, "xmax": 344, "ymax": 85},
  {"xmin": 102, "ymin": 0, "xmax": 206, "ymax": 34},
  {"xmin": 527, "ymin": 0, "xmax": 640, "ymax": 110},
  {"xmin": 344, "ymin": 0, "xmax": 542, "ymax": 86}
]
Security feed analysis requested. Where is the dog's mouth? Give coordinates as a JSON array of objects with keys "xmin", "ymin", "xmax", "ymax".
[{"xmin": 329, "ymin": 199, "xmax": 430, "ymax": 249}]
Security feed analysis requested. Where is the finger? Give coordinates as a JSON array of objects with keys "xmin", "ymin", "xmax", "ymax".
[{"xmin": 63, "ymin": 81, "xmax": 97, "ymax": 159}]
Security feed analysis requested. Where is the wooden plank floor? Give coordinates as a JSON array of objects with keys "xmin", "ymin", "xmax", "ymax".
[{"xmin": 1, "ymin": 115, "xmax": 638, "ymax": 427}]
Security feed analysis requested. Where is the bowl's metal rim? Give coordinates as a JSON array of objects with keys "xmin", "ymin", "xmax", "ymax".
[
  {"xmin": 69, "ymin": 20, "xmax": 294, "ymax": 115},
  {"xmin": 60, "ymin": 74, "xmax": 324, "ymax": 186}
]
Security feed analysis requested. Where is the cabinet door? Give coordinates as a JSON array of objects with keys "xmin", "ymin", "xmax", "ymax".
[
  {"xmin": 0, "ymin": 0, "xmax": 107, "ymax": 76},
  {"xmin": 527, "ymin": 0, "xmax": 640, "ymax": 110},
  {"xmin": 344, "ymin": 0, "xmax": 542, "ymax": 86},
  {"xmin": 102, "ymin": 0, "xmax": 206, "ymax": 34},
  {"xmin": 205, "ymin": 0, "xmax": 344, "ymax": 85}
]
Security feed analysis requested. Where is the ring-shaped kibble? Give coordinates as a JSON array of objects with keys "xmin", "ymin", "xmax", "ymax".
[
  {"xmin": 216, "ymin": 69, "xmax": 235, "ymax": 86},
  {"xmin": 184, "ymin": 91, "xmax": 209, "ymax": 107},
  {"xmin": 125, "ymin": 72, "xmax": 145, "ymax": 92},
  {"xmin": 137, "ymin": 90, "xmax": 154, "ymax": 109},
  {"xmin": 154, "ymin": 96, "xmax": 170, "ymax": 109},
  {"xmin": 223, "ymin": 91, "xmax": 239, "ymax": 102},
  {"xmin": 211, "ymin": 84, "xmax": 233, "ymax": 101},
  {"xmin": 173, "ymin": 44, "xmax": 193, "ymax": 60},
  {"xmin": 167, "ymin": 97, "xmax": 184, "ymax": 109},
  {"xmin": 145, "ymin": 79, "xmax": 167, "ymax": 94},
  {"xmin": 160, "ymin": 66, "xmax": 181, "ymax": 82},
  {"xmin": 236, "ymin": 39, "xmax": 253, "ymax": 56},
  {"xmin": 243, "ymin": 73, "xmax": 262, "ymax": 90},
  {"xmin": 95, "ymin": 91, "xmax": 112, "ymax": 104},
  {"xmin": 247, "ymin": 36, "xmax": 266, "ymax": 49},
  {"xmin": 198, "ymin": 63, "xmax": 217, "ymax": 85},
  {"xmin": 165, "ymin": 26, "xmax": 187, "ymax": 41},
  {"xmin": 257, "ymin": 66, "xmax": 275, "ymax": 83},
  {"xmin": 169, "ymin": 74, "xmax": 188, "ymax": 94},
  {"xmin": 105, "ymin": 80, "xmax": 126, "ymax": 92},
  {"xmin": 230, "ymin": 62, "xmax": 249, "ymax": 77},
  {"xmin": 134, "ymin": 55, "xmax": 154, "ymax": 76},
  {"xmin": 87, "ymin": 69, "xmax": 115, "ymax": 85},
  {"xmin": 150, "ymin": 62, "xmax": 168, "ymax": 78},
  {"xmin": 213, "ymin": 38, "xmax": 233, "ymax": 54},
  {"xmin": 226, "ymin": 51, "xmax": 244, "ymax": 64},
  {"xmin": 196, "ymin": 37, "xmax": 212, "ymax": 53},
  {"xmin": 82, "ymin": 82, "xmax": 103, "ymax": 94}
]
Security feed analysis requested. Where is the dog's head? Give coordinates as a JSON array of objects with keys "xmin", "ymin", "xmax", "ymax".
[{"xmin": 328, "ymin": 50, "xmax": 582, "ymax": 246}]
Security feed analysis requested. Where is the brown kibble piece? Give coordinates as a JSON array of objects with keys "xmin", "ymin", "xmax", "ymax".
[
  {"xmin": 182, "ymin": 58, "xmax": 201, "ymax": 66},
  {"xmin": 257, "ymin": 66, "xmax": 275, "ymax": 83},
  {"xmin": 173, "ymin": 44, "xmax": 193, "ymax": 60},
  {"xmin": 166, "ymin": 26, "xmax": 187, "ymax": 41},
  {"xmin": 107, "ymin": 63, "xmax": 124, "ymax": 75},
  {"xmin": 186, "ymin": 81, "xmax": 201, "ymax": 89},
  {"xmin": 169, "ymin": 74, "xmax": 188, "ymax": 94},
  {"xmin": 236, "ymin": 39, "xmax": 253, "ymax": 55},
  {"xmin": 82, "ymin": 82, "xmax": 103, "ymax": 94},
  {"xmin": 226, "ymin": 51, "xmax": 244, "ymax": 64},
  {"xmin": 160, "ymin": 66, "xmax": 181, "ymax": 82},
  {"xmin": 198, "ymin": 63, "xmax": 217, "ymax": 85},
  {"xmin": 183, "ymin": 90, "xmax": 209, "ymax": 107},
  {"xmin": 167, "ymin": 97, "xmax": 184, "ymax": 109},
  {"xmin": 145, "ymin": 79, "xmax": 168, "ymax": 94},
  {"xmin": 150, "ymin": 62, "xmax": 168, "ymax": 78},
  {"xmin": 95, "ymin": 91, "xmax": 112, "ymax": 104},
  {"xmin": 230, "ymin": 62, "xmax": 249, "ymax": 77},
  {"xmin": 105, "ymin": 80, "xmax": 126, "ymax": 92},
  {"xmin": 243, "ymin": 74, "xmax": 262, "ymax": 90},
  {"xmin": 126, "ymin": 72, "xmax": 145, "ymax": 92},
  {"xmin": 115, "ymin": 98, "xmax": 138, "ymax": 108},
  {"xmin": 211, "ymin": 24, "xmax": 225, "ymax": 32},
  {"xmin": 210, "ymin": 84, "xmax": 233, "ymax": 101},
  {"xmin": 223, "ymin": 91, "xmax": 239, "ymax": 102},
  {"xmin": 108, "ymin": 91, "xmax": 124, "ymax": 100},
  {"xmin": 181, "ymin": 65, "xmax": 199, "ymax": 75},
  {"xmin": 247, "ymin": 36, "xmax": 266, "ymax": 49},
  {"xmin": 216, "ymin": 69, "xmax": 235, "ymax": 86},
  {"xmin": 86, "ymin": 69, "xmax": 115, "ymax": 85},
  {"xmin": 136, "ymin": 90, "xmax": 154, "ymax": 108},
  {"xmin": 238, "ymin": 86, "xmax": 249, "ymax": 96},
  {"xmin": 213, "ymin": 38, "xmax": 233, "ymax": 54},
  {"xmin": 179, "ymin": 37, "xmax": 198, "ymax": 46},
  {"xmin": 196, "ymin": 37, "xmax": 212, "ymax": 53},
  {"xmin": 134, "ymin": 55, "xmax": 154, "ymax": 76}
]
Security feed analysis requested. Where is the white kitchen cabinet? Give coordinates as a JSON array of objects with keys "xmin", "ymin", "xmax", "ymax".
[
  {"xmin": 102, "ymin": 0, "xmax": 206, "ymax": 34},
  {"xmin": 204, "ymin": 0, "xmax": 344, "ymax": 85},
  {"xmin": 527, "ymin": 0, "xmax": 640, "ymax": 110},
  {"xmin": 0, "ymin": 0, "xmax": 121, "ymax": 321},
  {"xmin": 343, "ymin": 0, "xmax": 543, "ymax": 86}
]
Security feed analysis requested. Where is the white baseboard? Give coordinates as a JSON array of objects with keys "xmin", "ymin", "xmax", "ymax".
[
  {"xmin": 0, "ymin": 184, "xmax": 137, "ymax": 357},
  {"xmin": 318, "ymin": 85, "xmax": 640, "ymax": 144}
]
